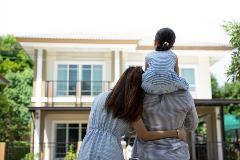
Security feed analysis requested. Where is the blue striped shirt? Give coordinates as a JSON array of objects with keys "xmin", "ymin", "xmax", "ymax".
[{"xmin": 142, "ymin": 50, "xmax": 189, "ymax": 94}]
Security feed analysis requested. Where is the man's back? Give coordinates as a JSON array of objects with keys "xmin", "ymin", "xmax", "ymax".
[{"xmin": 132, "ymin": 90, "xmax": 198, "ymax": 160}]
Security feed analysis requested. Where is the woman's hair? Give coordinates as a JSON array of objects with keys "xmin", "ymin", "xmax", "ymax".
[
  {"xmin": 105, "ymin": 66, "xmax": 145, "ymax": 122},
  {"xmin": 155, "ymin": 28, "xmax": 176, "ymax": 51}
]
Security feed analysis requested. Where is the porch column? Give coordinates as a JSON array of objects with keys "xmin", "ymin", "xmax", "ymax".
[
  {"xmin": 113, "ymin": 49, "xmax": 121, "ymax": 85},
  {"xmin": 33, "ymin": 110, "xmax": 41, "ymax": 159},
  {"xmin": 35, "ymin": 49, "xmax": 43, "ymax": 107}
]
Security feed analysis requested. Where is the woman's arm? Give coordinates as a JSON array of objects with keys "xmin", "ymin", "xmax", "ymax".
[{"xmin": 132, "ymin": 118, "xmax": 186, "ymax": 141}]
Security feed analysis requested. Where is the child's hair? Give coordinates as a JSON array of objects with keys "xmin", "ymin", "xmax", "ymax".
[
  {"xmin": 155, "ymin": 28, "xmax": 176, "ymax": 51},
  {"xmin": 105, "ymin": 66, "xmax": 145, "ymax": 122}
]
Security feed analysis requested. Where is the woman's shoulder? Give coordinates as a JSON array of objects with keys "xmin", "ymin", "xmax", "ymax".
[{"xmin": 93, "ymin": 91, "xmax": 111, "ymax": 104}]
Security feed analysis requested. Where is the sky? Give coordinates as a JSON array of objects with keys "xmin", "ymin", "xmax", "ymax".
[{"xmin": 0, "ymin": 0, "xmax": 239, "ymax": 85}]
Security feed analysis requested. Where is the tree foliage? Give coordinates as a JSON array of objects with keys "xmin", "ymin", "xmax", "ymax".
[
  {"xmin": 0, "ymin": 35, "xmax": 34, "ymax": 142},
  {"xmin": 211, "ymin": 74, "xmax": 221, "ymax": 98},
  {"xmin": 211, "ymin": 75, "xmax": 240, "ymax": 115},
  {"xmin": 223, "ymin": 21, "xmax": 240, "ymax": 82}
]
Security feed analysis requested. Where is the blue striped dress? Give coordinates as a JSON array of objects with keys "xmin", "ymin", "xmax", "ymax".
[
  {"xmin": 142, "ymin": 50, "xmax": 189, "ymax": 94},
  {"xmin": 78, "ymin": 91, "xmax": 130, "ymax": 160}
]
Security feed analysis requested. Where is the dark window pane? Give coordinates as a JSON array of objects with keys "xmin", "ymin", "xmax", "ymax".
[
  {"xmin": 69, "ymin": 65, "xmax": 78, "ymax": 95},
  {"xmin": 56, "ymin": 126, "xmax": 66, "ymax": 158},
  {"xmin": 81, "ymin": 123, "xmax": 88, "ymax": 140},
  {"xmin": 82, "ymin": 65, "xmax": 91, "ymax": 95}
]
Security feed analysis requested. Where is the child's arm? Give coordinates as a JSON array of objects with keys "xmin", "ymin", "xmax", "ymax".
[
  {"xmin": 132, "ymin": 118, "xmax": 186, "ymax": 141},
  {"xmin": 175, "ymin": 56, "xmax": 180, "ymax": 75}
]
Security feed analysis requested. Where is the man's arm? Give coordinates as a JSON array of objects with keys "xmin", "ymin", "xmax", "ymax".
[
  {"xmin": 183, "ymin": 92, "xmax": 199, "ymax": 131},
  {"xmin": 184, "ymin": 106, "xmax": 198, "ymax": 131}
]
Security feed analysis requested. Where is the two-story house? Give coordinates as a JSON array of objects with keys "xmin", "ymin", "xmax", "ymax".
[{"xmin": 17, "ymin": 34, "xmax": 234, "ymax": 160}]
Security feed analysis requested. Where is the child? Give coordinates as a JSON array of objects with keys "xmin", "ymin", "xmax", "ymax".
[{"xmin": 142, "ymin": 28, "xmax": 189, "ymax": 94}]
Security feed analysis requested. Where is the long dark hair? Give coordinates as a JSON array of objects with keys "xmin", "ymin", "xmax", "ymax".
[
  {"xmin": 105, "ymin": 66, "xmax": 145, "ymax": 122},
  {"xmin": 155, "ymin": 28, "xmax": 176, "ymax": 51}
]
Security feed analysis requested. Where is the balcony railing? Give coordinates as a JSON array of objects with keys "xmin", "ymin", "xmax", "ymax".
[{"xmin": 45, "ymin": 81, "xmax": 111, "ymax": 106}]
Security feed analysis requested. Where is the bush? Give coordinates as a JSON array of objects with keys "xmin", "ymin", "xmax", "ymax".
[
  {"xmin": 6, "ymin": 141, "xmax": 30, "ymax": 160},
  {"xmin": 22, "ymin": 152, "xmax": 39, "ymax": 160},
  {"xmin": 65, "ymin": 144, "xmax": 77, "ymax": 160}
]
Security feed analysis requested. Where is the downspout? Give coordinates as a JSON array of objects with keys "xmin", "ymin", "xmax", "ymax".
[{"xmin": 31, "ymin": 111, "xmax": 35, "ymax": 154}]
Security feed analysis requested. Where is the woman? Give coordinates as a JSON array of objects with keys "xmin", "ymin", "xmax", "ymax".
[{"xmin": 78, "ymin": 67, "xmax": 186, "ymax": 160}]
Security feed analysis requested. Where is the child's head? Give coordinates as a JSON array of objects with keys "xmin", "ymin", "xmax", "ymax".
[{"xmin": 154, "ymin": 28, "xmax": 176, "ymax": 51}]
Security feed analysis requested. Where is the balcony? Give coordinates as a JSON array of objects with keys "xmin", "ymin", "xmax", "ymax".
[{"xmin": 32, "ymin": 81, "xmax": 111, "ymax": 107}]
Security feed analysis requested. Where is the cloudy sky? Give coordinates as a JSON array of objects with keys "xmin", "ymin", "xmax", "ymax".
[{"xmin": 0, "ymin": 0, "xmax": 239, "ymax": 85}]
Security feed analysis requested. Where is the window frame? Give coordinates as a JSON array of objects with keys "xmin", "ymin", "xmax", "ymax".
[{"xmin": 179, "ymin": 64, "xmax": 198, "ymax": 92}]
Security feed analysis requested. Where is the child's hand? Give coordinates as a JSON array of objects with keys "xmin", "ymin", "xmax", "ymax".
[{"xmin": 177, "ymin": 129, "xmax": 187, "ymax": 141}]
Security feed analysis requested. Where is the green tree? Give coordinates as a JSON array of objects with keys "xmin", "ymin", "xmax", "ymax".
[
  {"xmin": 219, "ymin": 82, "xmax": 240, "ymax": 115},
  {"xmin": 211, "ymin": 74, "xmax": 221, "ymax": 98},
  {"xmin": 0, "ymin": 35, "xmax": 34, "ymax": 142},
  {"xmin": 223, "ymin": 21, "xmax": 240, "ymax": 82},
  {"xmin": 211, "ymin": 75, "xmax": 240, "ymax": 115}
]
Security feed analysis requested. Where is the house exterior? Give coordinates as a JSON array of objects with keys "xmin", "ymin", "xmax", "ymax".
[{"xmin": 17, "ymin": 34, "xmax": 233, "ymax": 160}]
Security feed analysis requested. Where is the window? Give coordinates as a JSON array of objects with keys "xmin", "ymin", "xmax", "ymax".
[
  {"xmin": 81, "ymin": 65, "xmax": 103, "ymax": 96},
  {"xmin": 56, "ymin": 64, "xmax": 103, "ymax": 96},
  {"xmin": 57, "ymin": 65, "xmax": 78, "ymax": 96},
  {"xmin": 55, "ymin": 123, "xmax": 87, "ymax": 159},
  {"xmin": 180, "ymin": 68, "xmax": 196, "ymax": 91}
]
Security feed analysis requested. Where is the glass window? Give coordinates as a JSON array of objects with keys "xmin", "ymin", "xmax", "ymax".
[
  {"xmin": 69, "ymin": 65, "xmax": 78, "ymax": 95},
  {"xmin": 81, "ymin": 65, "xmax": 91, "ymax": 95},
  {"xmin": 180, "ymin": 68, "xmax": 196, "ymax": 91},
  {"xmin": 81, "ymin": 124, "xmax": 87, "ymax": 140},
  {"xmin": 81, "ymin": 65, "xmax": 103, "ymax": 96},
  {"xmin": 56, "ymin": 124, "xmax": 67, "ymax": 158},
  {"xmin": 57, "ymin": 64, "xmax": 78, "ymax": 96},
  {"xmin": 93, "ymin": 65, "xmax": 103, "ymax": 96},
  {"xmin": 57, "ymin": 65, "xmax": 68, "ymax": 96},
  {"xmin": 55, "ymin": 123, "xmax": 87, "ymax": 159},
  {"xmin": 56, "ymin": 63, "xmax": 103, "ymax": 96}
]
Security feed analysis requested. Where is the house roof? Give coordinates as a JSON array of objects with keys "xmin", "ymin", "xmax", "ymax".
[
  {"xmin": 28, "ymin": 99, "xmax": 240, "ymax": 112},
  {"xmin": 15, "ymin": 33, "xmax": 140, "ymax": 40},
  {"xmin": 0, "ymin": 75, "xmax": 9, "ymax": 84},
  {"xmin": 15, "ymin": 33, "xmax": 232, "ymax": 50}
]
